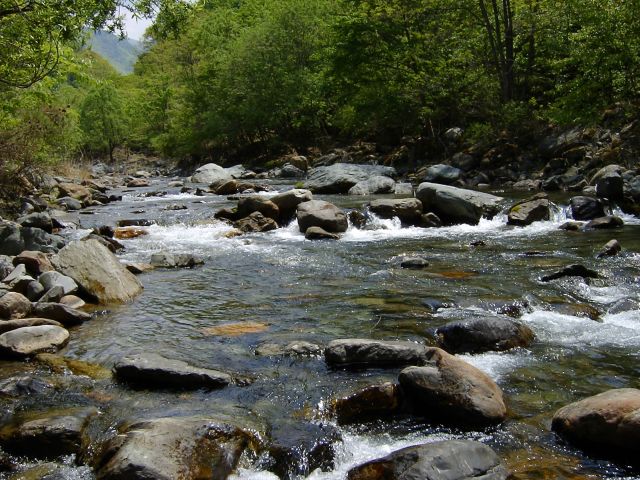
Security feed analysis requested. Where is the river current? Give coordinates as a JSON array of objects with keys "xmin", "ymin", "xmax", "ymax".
[{"xmin": 4, "ymin": 177, "xmax": 640, "ymax": 479}]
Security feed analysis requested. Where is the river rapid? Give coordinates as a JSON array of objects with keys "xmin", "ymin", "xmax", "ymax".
[{"xmin": 3, "ymin": 177, "xmax": 640, "ymax": 479}]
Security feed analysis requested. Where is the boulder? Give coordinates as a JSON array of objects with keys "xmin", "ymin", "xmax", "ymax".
[
  {"xmin": 95, "ymin": 416, "xmax": 254, "ymax": 480},
  {"xmin": 57, "ymin": 183, "xmax": 92, "ymax": 202},
  {"xmin": 305, "ymin": 164, "xmax": 397, "ymax": 194},
  {"xmin": 0, "ymin": 292, "xmax": 32, "ymax": 319},
  {"xmin": 59, "ymin": 294, "xmax": 86, "ymax": 309},
  {"xmin": 3, "ymin": 263, "xmax": 27, "ymax": 285},
  {"xmin": 13, "ymin": 250, "xmax": 54, "ymax": 276},
  {"xmin": 424, "ymin": 164, "xmax": 463, "ymax": 185},
  {"xmin": 279, "ymin": 163, "xmax": 306, "ymax": 178},
  {"xmin": 297, "ymin": 201, "xmax": 348, "ymax": 233},
  {"xmin": 552, "ymin": 388, "xmax": 640, "ymax": 463},
  {"xmin": 270, "ymin": 189, "xmax": 313, "ymax": 222},
  {"xmin": 0, "ymin": 407, "xmax": 97, "ymax": 459},
  {"xmin": 237, "ymin": 196, "xmax": 280, "ymax": 221},
  {"xmin": 596, "ymin": 173, "xmax": 624, "ymax": 201},
  {"xmin": 52, "ymin": 240, "xmax": 143, "ymax": 304},
  {"xmin": 149, "ymin": 252, "xmax": 204, "ymax": 269},
  {"xmin": 31, "ymin": 302, "xmax": 91, "ymax": 326},
  {"xmin": 0, "ymin": 318, "xmax": 62, "ymax": 335},
  {"xmin": 234, "ymin": 212, "xmax": 279, "ymax": 233},
  {"xmin": 38, "ymin": 285, "xmax": 65, "ymax": 303},
  {"xmin": 38, "ymin": 271, "xmax": 78, "ymax": 295},
  {"xmin": 570, "ymin": 196, "xmax": 606, "ymax": 220},
  {"xmin": 436, "ymin": 315, "xmax": 534, "ymax": 354},
  {"xmin": 416, "ymin": 183, "xmax": 503, "ymax": 225},
  {"xmin": 541, "ymin": 264, "xmax": 600, "ymax": 282},
  {"xmin": 347, "ymin": 439, "xmax": 508, "ymax": 480},
  {"xmin": 585, "ymin": 216, "xmax": 624, "ymax": 229},
  {"xmin": 26, "ymin": 280, "xmax": 45, "ymax": 301},
  {"xmin": 325, "ymin": 339, "xmax": 428, "ymax": 369},
  {"xmin": 56, "ymin": 197, "xmax": 83, "ymax": 210},
  {"xmin": 399, "ymin": 348, "xmax": 507, "ymax": 426},
  {"xmin": 0, "ymin": 222, "xmax": 66, "ymax": 255},
  {"xmin": 0, "ymin": 325, "xmax": 69, "ymax": 357},
  {"xmin": 305, "ymin": 226, "xmax": 339, "ymax": 240},
  {"xmin": 16, "ymin": 212, "xmax": 53, "ymax": 233},
  {"xmin": 507, "ymin": 196, "xmax": 551, "ymax": 226},
  {"xmin": 255, "ymin": 341, "xmax": 322, "ymax": 357},
  {"xmin": 394, "ymin": 183, "xmax": 414, "ymax": 195},
  {"xmin": 368, "ymin": 198, "xmax": 423, "ymax": 224},
  {"xmin": 597, "ymin": 239, "xmax": 621, "ymax": 258},
  {"xmin": 114, "ymin": 352, "xmax": 231, "ymax": 389},
  {"xmin": 348, "ymin": 176, "xmax": 396, "ymax": 195},
  {"xmin": 333, "ymin": 383, "xmax": 403, "ymax": 425},
  {"xmin": 190, "ymin": 163, "xmax": 232, "ymax": 184},
  {"xmin": 126, "ymin": 178, "xmax": 149, "ymax": 188}
]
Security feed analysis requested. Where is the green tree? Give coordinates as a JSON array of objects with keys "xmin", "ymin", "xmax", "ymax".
[{"xmin": 80, "ymin": 81, "xmax": 127, "ymax": 161}]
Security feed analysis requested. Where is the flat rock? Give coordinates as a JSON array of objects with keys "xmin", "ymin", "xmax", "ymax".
[
  {"xmin": 149, "ymin": 252, "xmax": 204, "ymax": 269},
  {"xmin": 305, "ymin": 163, "xmax": 397, "ymax": 194},
  {"xmin": 416, "ymin": 183, "xmax": 503, "ymax": 225},
  {"xmin": 0, "ymin": 325, "xmax": 69, "ymax": 357},
  {"xmin": 31, "ymin": 302, "xmax": 91, "ymax": 326},
  {"xmin": 305, "ymin": 226, "xmax": 339, "ymax": 240},
  {"xmin": 585, "ymin": 215, "xmax": 624, "ymax": 229},
  {"xmin": 348, "ymin": 176, "xmax": 396, "ymax": 195},
  {"xmin": 436, "ymin": 315, "xmax": 534, "ymax": 353},
  {"xmin": 52, "ymin": 239, "xmax": 143, "ymax": 304},
  {"xmin": 13, "ymin": 250, "xmax": 54, "ymax": 275},
  {"xmin": 347, "ymin": 439, "xmax": 508, "ymax": 480},
  {"xmin": 297, "ymin": 200, "xmax": 348, "ymax": 233},
  {"xmin": 0, "ymin": 318, "xmax": 62, "ymax": 335},
  {"xmin": 325, "ymin": 339, "xmax": 428, "ymax": 369},
  {"xmin": 38, "ymin": 271, "xmax": 78, "ymax": 295},
  {"xmin": 114, "ymin": 352, "xmax": 231, "ymax": 389}
]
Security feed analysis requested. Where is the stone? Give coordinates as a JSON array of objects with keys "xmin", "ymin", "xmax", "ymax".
[
  {"xmin": 52, "ymin": 240, "xmax": 143, "ymax": 304},
  {"xmin": 325, "ymin": 339, "xmax": 428, "ymax": 369},
  {"xmin": 399, "ymin": 348, "xmax": 507, "ymax": 426},
  {"xmin": 348, "ymin": 210, "xmax": 367, "ymax": 229},
  {"xmin": 585, "ymin": 215, "xmax": 624, "ymax": 229},
  {"xmin": 512, "ymin": 179, "xmax": 542, "ymax": 191},
  {"xmin": 57, "ymin": 183, "xmax": 92, "ymax": 201},
  {"xmin": 237, "ymin": 196, "xmax": 280, "ymax": 221},
  {"xmin": 31, "ymin": 303, "xmax": 91, "ymax": 326},
  {"xmin": 85, "ymin": 234, "xmax": 124, "ymax": 253},
  {"xmin": 305, "ymin": 163, "xmax": 397, "ymax": 194},
  {"xmin": 392, "ymin": 183, "xmax": 413, "ymax": 195},
  {"xmin": 126, "ymin": 178, "xmax": 149, "ymax": 188},
  {"xmin": 297, "ymin": 200, "xmax": 348, "ymax": 233},
  {"xmin": 59, "ymin": 294, "xmax": 86, "ymax": 309},
  {"xmin": 38, "ymin": 285, "xmax": 65, "ymax": 303},
  {"xmin": 0, "ymin": 292, "xmax": 32, "ymax": 319},
  {"xmin": 13, "ymin": 250, "xmax": 54, "ymax": 276},
  {"xmin": 0, "ymin": 325, "xmax": 69, "ymax": 357},
  {"xmin": 0, "ymin": 375, "xmax": 53, "ymax": 397},
  {"xmin": 423, "ymin": 164, "xmax": 463, "ymax": 185},
  {"xmin": 26, "ymin": 280, "xmax": 45, "ymax": 301},
  {"xmin": 95, "ymin": 416, "xmax": 254, "ymax": 480},
  {"xmin": 0, "ymin": 222, "xmax": 65, "ymax": 255},
  {"xmin": 347, "ymin": 439, "xmax": 508, "ymax": 480},
  {"xmin": 348, "ymin": 176, "xmax": 396, "ymax": 195},
  {"xmin": 419, "ymin": 212, "xmax": 442, "ymax": 228},
  {"xmin": 333, "ymin": 383, "xmax": 403, "ymax": 425},
  {"xmin": 597, "ymin": 239, "xmax": 621, "ymax": 258},
  {"xmin": 16, "ymin": 212, "xmax": 53, "ymax": 233},
  {"xmin": 416, "ymin": 183, "xmax": 503, "ymax": 225},
  {"xmin": 559, "ymin": 221, "xmax": 583, "ymax": 231},
  {"xmin": 507, "ymin": 197, "xmax": 551, "ymax": 226},
  {"xmin": 116, "ymin": 219, "xmax": 153, "ymax": 227},
  {"xmin": 570, "ymin": 196, "xmax": 606, "ymax": 220},
  {"xmin": 436, "ymin": 315, "xmax": 534, "ymax": 354},
  {"xmin": 190, "ymin": 163, "xmax": 233, "ymax": 184},
  {"xmin": 124, "ymin": 263, "xmax": 154, "ymax": 275},
  {"xmin": 596, "ymin": 173, "xmax": 624, "ymax": 201},
  {"xmin": 552, "ymin": 388, "xmax": 640, "ymax": 464},
  {"xmin": 541, "ymin": 264, "xmax": 600, "ymax": 282},
  {"xmin": 0, "ymin": 407, "xmax": 97, "ymax": 459},
  {"xmin": 305, "ymin": 226, "xmax": 339, "ymax": 240},
  {"xmin": 270, "ymin": 189, "xmax": 313, "ymax": 222},
  {"xmin": 279, "ymin": 163, "xmax": 306, "ymax": 178},
  {"xmin": 114, "ymin": 352, "xmax": 231, "ymax": 389},
  {"xmin": 451, "ymin": 152, "xmax": 479, "ymax": 171},
  {"xmin": 400, "ymin": 257, "xmax": 429, "ymax": 269},
  {"xmin": 56, "ymin": 197, "xmax": 82, "ymax": 210},
  {"xmin": 38, "ymin": 271, "xmax": 78, "ymax": 295},
  {"xmin": 255, "ymin": 341, "xmax": 322, "ymax": 357},
  {"xmin": 368, "ymin": 198, "xmax": 423, "ymax": 224},
  {"xmin": 149, "ymin": 252, "xmax": 204, "ymax": 269},
  {"xmin": 0, "ymin": 255, "xmax": 13, "ymax": 280},
  {"xmin": 2, "ymin": 263, "xmax": 26, "ymax": 285},
  {"xmin": 608, "ymin": 298, "xmax": 640, "ymax": 315},
  {"xmin": 114, "ymin": 227, "xmax": 148, "ymax": 239},
  {"xmin": 0, "ymin": 318, "xmax": 62, "ymax": 335},
  {"xmin": 234, "ymin": 212, "xmax": 279, "ymax": 233}
]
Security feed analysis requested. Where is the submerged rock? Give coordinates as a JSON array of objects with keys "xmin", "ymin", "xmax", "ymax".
[
  {"xmin": 0, "ymin": 325, "xmax": 69, "ymax": 357},
  {"xmin": 400, "ymin": 257, "xmax": 429, "ymax": 269},
  {"xmin": 416, "ymin": 183, "xmax": 503, "ymax": 225},
  {"xmin": 297, "ymin": 200, "xmax": 348, "ymax": 233},
  {"xmin": 597, "ymin": 239, "xmax": 621, "ymax": 258},
  {"xmin": 150, "ymin": 252, "xmax": 204, "ymax": 269},
  {"xmin": 325, "ymin": 339, "xmax": 428, "ymax": 369},
  {"xmin": 347, "ymin": 439, "xmax": 508, "ymax": 480},
  {"xmin": 541, "ymin": 264, "xmax": 600, "ymax": 282}
]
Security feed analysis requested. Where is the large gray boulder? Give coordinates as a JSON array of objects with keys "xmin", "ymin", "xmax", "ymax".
[
  {"xmin": 416, "ymin": 183, "xmax": 503, "ymax": 225},
  {"xmin": 424, "ymin": 164, "xmax": 463, "ymax": 185},
  {"xmin": 347, "ymin": 440, "xmax": 508, "ymax": 480},
  {"xmin": 325, "ymin": 339, "xmax": 428, "ymax": 369},
  {"xmin": 114, "ymin": 352, "xmax": 231, "ymax": 389},
  {"xmin": 398, "ymin": 347, "xmax": 507, "ymax": 427},
  {"xmin": 305, "ymin": 164, "xmax": 397, "ymax": 194},
  {"xmin": 0, "ymin": 325, "xmax": 69, "ymax": 357},
  {"xmin": 95, "ymin": 416, "xmax": 255, "ymax": 480},
  {"xmin": 297, "ymin": 200, "xmax": 348, "ymax": 233},
  {"xmin": 190, "ymin": 163, "xmax": 233, "ymax": 184},
  {"xmin": 552, "ymin": 388, "xmax": 640, "ymax": 463},
  {"xmin": 52, "ymin": 240, "xmax": 143, "ymax": 304},
  {"xmin": 348, "ymin": 176, "xmax": 396, "ymax": 195},
  {"xmin": 368, "ymin": 198, "xmax": 423, "ymax": 224}
]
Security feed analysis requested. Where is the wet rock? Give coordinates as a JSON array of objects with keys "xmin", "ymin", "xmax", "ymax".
[
  {"xmin": 191, "ymin": 163, "xmax": 233, "ymax": 184},
  {"xmin": 0, "ymin": 325, "xmax": 69, "ymax": 357},
  {"xmin": 585, "ymin": 215, "xmax": 624, "ymax": 229},
  {"xmin": 436, "ymin": 315, "xmax": 534, "ymax": 354},
  {"xmin": 255, "ymin": 341, "xmax": 322, "ymax": 357},
  {"xmin": 305, "ymin": 163, "xmax": 397, "ymax": 194},
  {"xmin": 552, "ymin": 388, "xmax": 640, "ymax": 464},
  {"xmin": 16, "ymin": 212, "xmax": 53, "ymax": 233},
  {"xmin": 416, "ymin": 183, "xmax": 503, "ymax": 225},
  {"xmin": 597, "ymin": 239, "xmax": 622, "ymax": 258},
  {"xmin": 305, "ymin": 226, "xmax": 339, "ymax": 240},
  {"xmin": 270, "ymin": 189, "xmax": 313, "ymax": 222},
  {"xmin": 0, "ymin": 292, "xmax": 32, "ymax": 319},
  {"xmin": 126, "ymin": 178, "xmax": 149, "ymax": 188},
  {"xmin": 13, "ymin": 250, "xmax": 54, "ymax": 276},
  {"xmin": 237, "ymin": 196, "xmax": 280, "ymax": 221},
  {"xmin": 0, "ymin": 407, "xmax": 97, "ymax": 459},
  {"xmin": 124, "ymin": 263, "xmax": 154, "ymax": 275},
  {"xmin": 592, "ymin": 164, "xmax": 625, "ymax": 201},
  {"xmin": 214, "ymin": 207, "xmax": 241, "ymax": 222},
  {"xmin": 56, "ymin": 197, "xmax": 82, "ymax": 211},
  {"xmin": 114, "ymin": 352, "xmax": 231, "ymax": 389},
  {"xmin": 113, "ymin": 227, "xmax": 148, "ymax": 239},
  {"xmin": 268, "ymin": 421, "xmax": 339, "ymax": 479},
  {"xmin": 116, "ymin": 219, "xmax": 153, "ymax": 227},
  {"xmin": 0, "ymin": 375, "xmax": 53, "ymax": 397},
  {"xmin": 211, "ymin": 178, "xmax": 240, "ymax": 195},
  {"xmin": 35, "ymin": 353, "xmax": 111, "ymax": 379},
  {"xmin": 31, "ymin": 303, "xmax": 91, "ymax": 326},
  {"xmin": 38, "ymin": 271, "xmax": 78, "ymax": 296},
  {"xmin": 608, "ymin": 298, "xmax": 640, "ymax": 314},
  {"xmin": 399, "ymin": 348, "xmax": 507, "ymax": 427},
  {"xmin": 507, "ymin": 196, "xmax": 551, "ymax": 226},
  {"xmin": 419, "ymin": 212, "xmax": 442, "ymax": 228},
  {"xmin": 347, "ymin": 439, "xmax": 508, "ymax": 480},
  {"xmin": 234, "ymin": 212, "xmax": 279, "ymax": 233},
  {"xmin": 400, "ymin": 257, "xmax": 429, "ymax": 269},
  {"xmin": 333, "ymin": 382, "xmax": 403, "ymax": 425},
  {"xmin": 368, "ymin": 198, "xmax": 423, "ymax": 224},
  {"xmin": 559, "ymin": 221, "xmax": 583, "ymax": 231},
  {"xmin": 325, "ymin": 339, "xmax": 428, "ymax": 369},
  {"xmin": 423, "ymin": 164, "xmax": 463, "ymax": 185},
  {"xmin": 52, "ymin": 240, "xmax": 143, "ymax": 304},
  {"xmin": 348, "ymin": 176, "xmax": 396, "ymax": 195},
  {"xmin": 0, "ymin": 318, "xmax": 62, "ymax": 335},
  {"xmin": 570, "ymin": 196, "xmax": 606, "ymax": 220},
  {"xmin": 348, "ymin": 210, "xmax": 367, "ymax": 229},
  {"xmin": 149, "ymin": 252, "xmax": 204, "ymax": 269},
  {"xmin": 541, "ymin": 264, "xmax": 600, "ymax": 282},
  {"xmin": 84, "ymin": 234, "xmax": 124, "ymax": 253},
  {"xmin": 297, "ymin": 200, "xmax": 348, "ymax": 233},
  {"xmin": 95, "ymin": 416, "xmax": 254, "ymax": 480},
  {"xmin": 548, "ymin": 303, "xmax": 601, "ymax": 320}
]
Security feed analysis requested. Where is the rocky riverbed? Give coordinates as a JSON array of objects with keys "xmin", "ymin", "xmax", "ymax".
[{"xmin": 0, "ymin": 155, "xmax": 639, "ymax": 479}]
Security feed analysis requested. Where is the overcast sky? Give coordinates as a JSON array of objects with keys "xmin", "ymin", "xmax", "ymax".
[{"xmin": 123, "ymin": 11, "xmax": 153, "ymax": 40}]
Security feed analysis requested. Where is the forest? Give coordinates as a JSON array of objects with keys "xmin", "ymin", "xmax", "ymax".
[{"xmin": 1, "ymin": 0, "xmax": 639, "ymax": 198}]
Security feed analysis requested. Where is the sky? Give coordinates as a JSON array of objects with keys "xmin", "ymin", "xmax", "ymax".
[{"xmin": 123, "ymin": 11, "xmax": 153, "ymax": 40}]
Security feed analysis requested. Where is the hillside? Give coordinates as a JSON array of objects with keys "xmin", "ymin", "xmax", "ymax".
[{"xmin": 86, "ymin": 30, "xmax": 143, "ymax": 74}]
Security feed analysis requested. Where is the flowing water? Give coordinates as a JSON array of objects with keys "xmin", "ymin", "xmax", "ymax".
[{"xmin": 2, "ymin": 178, "xmax": 640, "ymax": 479}]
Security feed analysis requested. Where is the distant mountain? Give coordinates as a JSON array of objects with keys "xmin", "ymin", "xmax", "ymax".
[{"xmin": 86, "ymin": 31, "xmax": 144, "ymax": 74}]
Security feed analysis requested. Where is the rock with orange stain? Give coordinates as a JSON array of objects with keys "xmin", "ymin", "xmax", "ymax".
[
  {"xmin": 201, "ymin": 321, "xmax": 269, "ymax": 336},
  {"xmin": 114, "ymin": 227, "xmax": 148, "ymax": 240}
]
